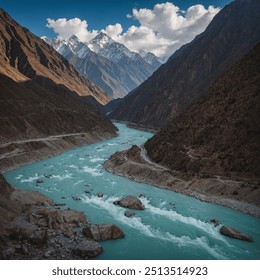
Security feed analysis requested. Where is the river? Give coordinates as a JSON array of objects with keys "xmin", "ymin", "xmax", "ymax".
[{"xmin": 4, "ymin": 123, "xmax": 260, "ymax": 260}]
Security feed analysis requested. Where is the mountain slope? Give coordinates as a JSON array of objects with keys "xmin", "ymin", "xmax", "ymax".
[
  {"xmin": 0, "ymin": 9, "xmax": 110, "ymax": 105},
  {"xmin": 0, "ymin": 8, "xmax": 117, "ymax": 172},
  {"xmin": 110, "ymin": 0, "xmax": 260, "ymax": 128},
  {"xmin": 145, "ymin": 42, "xmax": 260, "ymax": 180},
  {"xmin": 44, "ymin": 33, "xmax": 161, "ymax": 99}
]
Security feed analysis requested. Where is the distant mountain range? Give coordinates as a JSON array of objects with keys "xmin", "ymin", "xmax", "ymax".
[
  {"xmin": 43, "ymin": 32, "xmax": 161, "ymax": 98},
  {"xmin": 109, "ymin": 0, "xmax": 260, "ymax": 128},
  {"xmin": 0, "ymin": 8, "xmax": 116, "ymax": 166}
]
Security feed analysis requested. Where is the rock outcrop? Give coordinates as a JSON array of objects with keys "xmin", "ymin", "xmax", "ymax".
[
  {"xmin": 114, "ymin": 196, "xmax": 145, "ymax": 210},
  {"xmin": 28, "ymin": 208, "xmax": 86, "ymax": 230},
  {"xmin": 0, "ymin": 174, "xmax": 106, "ymax": 259},
  {"xmin": 83, "ymin": 224, "xmax": 125, "ymax": 241},
  {"xmin": 72, "ymin": 240, "xmax": 103, "ymax": 258},
  {"xmin": 220, "ymin": 226, "xmax": 254, "ymax": 242}
]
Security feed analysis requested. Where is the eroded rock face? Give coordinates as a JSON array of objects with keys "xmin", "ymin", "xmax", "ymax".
[
  {"xmin": 220, "ymin": 226, "xmax": 254, "ymax": 242},
  {"xmin": 72, "ymin": 240, "xmax": 103, "ymax": 258},
  {"xmin": 83, "ymin": 224, "xmax": 125, "ymax": 241},
  {"xmin": 114, "ymin": 196, "xmax": 145, "ymax": 210}
]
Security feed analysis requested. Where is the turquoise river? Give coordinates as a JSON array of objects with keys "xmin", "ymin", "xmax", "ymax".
[{"xmin": 4, "ymin": 123, "xmax": 260, "ymax": 260}]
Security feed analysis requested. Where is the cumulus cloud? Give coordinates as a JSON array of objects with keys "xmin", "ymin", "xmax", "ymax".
[
  {"xmin": 46, "ymin": 18, "xmax": 98, "ymax": 42},
  {"xmin": 46, "ymin": 2, "xmax": 220, "ymax": 58},
  {"xmin": 103, "ymin": 23, "xmax": 123, "ymax": 39},
  {"xmin": 118, "ymin": 2, "xmax": 220, "ymax": 58}
]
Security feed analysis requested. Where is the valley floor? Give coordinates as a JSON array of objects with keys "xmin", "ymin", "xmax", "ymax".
[{"xmin": 104, "ymin": 145, "xmax": 260, "ymax": 218}]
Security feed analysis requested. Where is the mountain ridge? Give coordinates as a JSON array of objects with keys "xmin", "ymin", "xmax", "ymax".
[
  {"xmin": 43, "ymin": 33, "xmax": 161, "ymax": 98},
  {"xmin": 0, "ymin": 8, "xmax": 111, "ymax": 105},
  {"xmin": 109, "ymin": 0, "xmax": 260, "ymax": 128}
]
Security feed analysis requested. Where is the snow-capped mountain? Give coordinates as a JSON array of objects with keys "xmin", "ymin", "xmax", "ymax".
[
  {"xmin": 42, "ymin": 33, "xmax": 161, "ymax": 98},
  {"xmin": 88, "ymin": 32, "xmax": 138, "ymax": 63},
  {"xmin": 42, "ymin": 35, "xmax": 91, "ymax": 58},
  {"xmin": 88, "ymin": 32, "xmax": 161, "ymax": 85},
  {"xmin": 138, "ymin": 49, "xmax": 164, "ymax": 68}
]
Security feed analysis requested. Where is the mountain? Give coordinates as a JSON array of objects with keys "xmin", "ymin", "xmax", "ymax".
[
  {"xmin": 145, "ymin": 42, "xmax": 260, "ymax": 180},
  {"xmin": 43, "ymin": 35, "xmax": 139, "ymax": 98},
  {"xmin": 89, "ymin": 32, "xmax": 161, "ymax": 86},
  {"xmin": 138, "ymin": 48, "xmax": 163, "ymax": 68},
  {"xmin": 0, "ymin": 8, "xmax": 117, "ymax": 171},
  {"xmin": 43, "ymin": 33, "xmax": 161, "ymax": 98},
  {"xmin": 110, "ymin": 0, "xmax": 260, "ymax": 128},
  {"xmin": 0, "ymin": 12, "xmax": 110, "ymax": 105}
]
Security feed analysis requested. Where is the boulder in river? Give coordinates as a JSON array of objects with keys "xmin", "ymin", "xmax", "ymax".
[
  {"xmin": 210, "ymin": 218, "xmax": 220, "ymax": 227},
  {"xmin": 83, "ymin": 224, "xmax": 125, "ymax": 241},
  {"xmin": 36, "ymin": 179, "xmax": 44, "ymax": 184},
  {"xmin": 124, "ymin": 211, "xmax": 135, "ymax": 218},
  {"xmin": 114, "ymin": 196, "xmax": 145, "ymax": 210},
  {"xmin": 97, "ymin": 192, "xmax": 104, "ymax": 198},
  {"xmin": 72, "ymin": 240, "xmax": 103, "ymax": 258},
  {"xmin": 220, "ymin": 226, "xmax": 254, "ymax": 242}
]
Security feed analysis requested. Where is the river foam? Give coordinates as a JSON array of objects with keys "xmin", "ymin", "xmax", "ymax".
[
  {"xmin": 141, "ymin": 197, "xmax": 229, "ymax": 245},
  {"xmin": 82, "ymin": 195, "xmax": 227, "ymax": 259}
]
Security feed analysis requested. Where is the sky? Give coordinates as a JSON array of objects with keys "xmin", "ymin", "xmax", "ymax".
[{"xmin": 0, "ymin": 0, "xmax": 233, "ymax": 57}]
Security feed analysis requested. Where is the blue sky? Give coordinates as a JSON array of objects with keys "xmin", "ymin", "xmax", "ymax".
[
  {"xmin": 0, "ymin": 0, "xmax": 233, "ymax": 57},
  {"xmin": 0, "ymin": 0, "xmax": 232, "ymax": 37}
]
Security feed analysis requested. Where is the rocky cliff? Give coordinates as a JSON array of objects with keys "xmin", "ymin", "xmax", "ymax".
[{"xmin": 110, "ymin": 0, "xmax": 260, "ymax": 128}]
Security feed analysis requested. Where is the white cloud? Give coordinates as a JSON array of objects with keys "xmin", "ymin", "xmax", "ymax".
[
  {"xmin": 103, "ymin": 23, "xmax": 123, "ymax": 39},
  {"xmin": 46, "ymin": 2, "xmax": 220, "ymax": 58},
  {"xmin": 117, "ymin": 3, "xmax": 220, "ymax": 58},
  {"xmin": 46, "ymin": 18, "xmax": 97, "ymax": 42}
]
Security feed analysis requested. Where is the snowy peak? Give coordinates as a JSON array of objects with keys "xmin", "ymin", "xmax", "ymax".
[
  {"xmin": 42, "ymin": 35, "xmax": 91, "ymax": 58},
  {"xmin": 88, "ymin": 32, "xmax": 140, "ymax": 63},
  {"xmin": 69, "ymin": 34, "xmax": 81, "ymax": 43},
  {"xmin": 138, "ymin": 49, "xmax": 162, "ymax": 68},
  {"xmin": 43, "ymin": 33, "xmax": 161, "ymax": 66},
  {"xmin": 88, "ymin": 32, "xmax": 115, "ymax": 51},
  {"xmin": 42, "ymin": 32, "xmax": 162, "ymax": 99}
]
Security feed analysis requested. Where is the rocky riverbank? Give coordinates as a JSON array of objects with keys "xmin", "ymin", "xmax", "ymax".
[
  {"xmin": 0, "ymin": 174, "xmax": 123, "ymax": 259},
  {"xmin": 0, "ymin": 130, "xmax": 116, "ymax": 174},
  {"xmin": 104, "ymin": 145, "xmax": 260, "ymax": 218}
]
